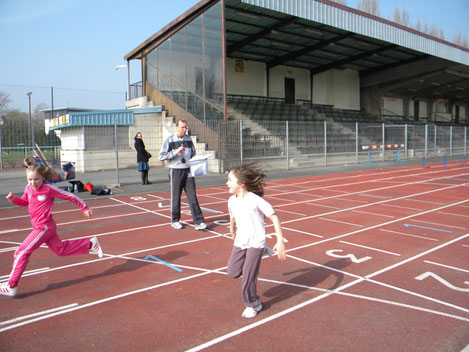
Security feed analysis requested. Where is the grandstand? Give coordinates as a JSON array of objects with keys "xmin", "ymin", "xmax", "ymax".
[{"xmin": 123, "ymin": 0, "xmax": 469, "ymax": 171}]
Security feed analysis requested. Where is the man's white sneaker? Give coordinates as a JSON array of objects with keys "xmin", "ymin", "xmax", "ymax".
[
  {"xmin": 171, "ymin": 222, "xmax": 183, "ymax": 230},
  {"xmin": 242, "ymin": 303, "xmax": 262, "ymax": 318},
  {"xmin": 195, "ymin": 222, "xmax": 207, "ymax": 230},
  {"xmin": 0, "ymin": 282, "xmax": 17, "ymax": 297},
  {"xmin": 90, "ymin": 236, "xmax": 103, "ymax": 258}
]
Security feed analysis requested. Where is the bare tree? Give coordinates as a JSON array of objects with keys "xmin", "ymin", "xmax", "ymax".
[
  {"xmin": 393, "ymin": 6, "xmax": 410, "ymax": 27},
  {"xmin": 453, "ymin": 31, "xmax": 469, "ymax": 48},
  {"xmin": 329, "ymin": 0, "xmax": 347, "ymax": 5},
  {"xmin": 356, "ymin": 0, "xmax": 380, "ymax": 16},
  {"xmin": 393, "ymin": 6, "xmax": 401, "ymax": 24},
  {"xmin": 0, "ymin": 91, "xmax": 11, "ymax": 115}
]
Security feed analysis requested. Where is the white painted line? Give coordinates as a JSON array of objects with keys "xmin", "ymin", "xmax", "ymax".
[
  {"xmin": 0, "ymin": 304, "xmax": 78, "ymax": 326},
  {"xmin": 437, "ymin": 211, "xmax": 469, "ymax": 218},
  {"xmin": 403, "ymin": 199, "xmax": 444, "ymax": 205},
  {"xmin": 410, "ymin": 219, "xmax": 466, "ymax": 230},
  {"xmin": 352, "ymin": 210, "xmax": 395, "ymax": 218},
  {"xmin": 339, "ymin": 240, "xmax": 400, "ymax": 256},
  {"xmin": 423, "ymin": 260, "xmax": 469, "ymax": 274},
  {"xmin": 274, "ymin": 208, "xmax": 307, "ymax": 216},
  {"xmin": 306, "ymin": 203, "xmax": 341, "ymax": 209},
  {"xmin": 319, "ymin": 217, "xmax": 364, "ymax": 227},
  {"xmin": 0, "ymin": 229, "xmax": 20, "ymax": 234},
  {"xmin": 379, "ymin": 229, "xmax": 439, "ymax": 241},
  {"xmin": 282, "ymin": 227, "xmax": 323, "ymax": 238},
  {"xmin": 381, "ymin": 204, "xmax": 422, "ymax": 211},
  {"xmin": 0, "ymin": 267, "xmax": 50, "ymax": 280}
]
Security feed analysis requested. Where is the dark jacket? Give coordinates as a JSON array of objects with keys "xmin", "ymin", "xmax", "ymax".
[{"xmin": 134, "ymin": 137, "xmax": 150, "ymax": 163}]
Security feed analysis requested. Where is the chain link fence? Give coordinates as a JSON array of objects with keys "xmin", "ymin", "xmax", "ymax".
[
  {"xmin": 1, "ymin": 118, "xmax": 467, "ymax": 174},
  {"xmin": 215, "ymin": 120, "xmax": 468, "ymax": 171}
]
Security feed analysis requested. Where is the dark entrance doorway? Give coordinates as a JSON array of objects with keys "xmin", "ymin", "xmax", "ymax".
[{"xmin": 285, "ymin": 78, "xmax": 295, "ymax": 104}]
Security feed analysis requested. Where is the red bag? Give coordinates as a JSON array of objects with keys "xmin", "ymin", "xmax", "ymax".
[{"xmin": 84, "ymin": 182, "xmax": 94, "ymax": 192}]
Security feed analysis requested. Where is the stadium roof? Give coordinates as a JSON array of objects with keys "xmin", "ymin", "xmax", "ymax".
[{"xmin": 125, "ymin": 0, "xmax": 469, "ymax": 103}]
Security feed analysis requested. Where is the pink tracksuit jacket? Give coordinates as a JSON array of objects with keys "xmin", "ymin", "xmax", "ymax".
[{"xmin": 7, "ymin": 183, "xmax": 91, "ymax": 286}]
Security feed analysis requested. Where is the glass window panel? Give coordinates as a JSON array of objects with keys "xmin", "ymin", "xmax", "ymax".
[
  {"xmin": 203, "ymin": 2, "xmax": 223, "ymax": 114},
  {"xmin": 146, "ymin": 48, "xmax": 158, "ymax": 90},
  {"xmin": 186, "ymin": 17, "xmax": 203, "ymax": 98},
  {"xmin": 172, "ymin": 27, "xmax": 186, "ymax": 107},
  {"xmin": 158, "ymin": 40, "xmax": 171, "ymax": 96}
]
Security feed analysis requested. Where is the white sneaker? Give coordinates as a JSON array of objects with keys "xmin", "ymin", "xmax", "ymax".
[
  {"xmin": 90, "ymin": 236, "xmax": 103, "ymax": 258},
  {"xmin": 0, "ymin": 282, "xmax": 17, "ymax": 297},
  {"xmin": 171, "ymin": 222, "xmax": 183, "ymax": 230},
  {"xmin": 242, "ymin": 303, "xmax": 262, "ymax": 318},
  {"xmin": 194, "ymin": 222, "xmax": 207, "ymax": 230}
]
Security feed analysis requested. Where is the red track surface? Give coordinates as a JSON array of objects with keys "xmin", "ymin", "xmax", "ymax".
[{"xmin": 0, "ymin": 162, "xmax": 468, "ymax": 351}]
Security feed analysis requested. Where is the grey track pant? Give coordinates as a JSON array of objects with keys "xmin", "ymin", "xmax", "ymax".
[{"xmin": 227, "ymin": 246, "xmax": 263, "ymax": 308}]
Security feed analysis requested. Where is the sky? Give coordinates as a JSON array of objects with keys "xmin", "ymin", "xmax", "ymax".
[{"xmin": 0, "ymin": 0, "xmax": 468, "ymax": 113}]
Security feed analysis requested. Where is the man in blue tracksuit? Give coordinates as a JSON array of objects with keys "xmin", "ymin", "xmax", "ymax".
[{"xmin": 159, "ymin": 119, "xmax": 206, "ymax": 230}]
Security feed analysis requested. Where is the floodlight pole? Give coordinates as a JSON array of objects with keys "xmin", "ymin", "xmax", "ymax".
[
  {"xmin": 27, "ymin": 92, "xmax": 35, "ymax": 150},
  {"xmin": 0, "ymin": 115, "xmax": 4, "ymax": 171}
]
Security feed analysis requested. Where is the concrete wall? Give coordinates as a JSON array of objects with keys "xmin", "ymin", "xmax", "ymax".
[
  {"xmin": 59, "ymin": 111, "xmax": 167, "ymax": 172},
  {"xmin": 226, "ymin": 58, "xmax": 266, "ymax": 96},
  {"xmin": 268, "ymin": 65, "xmax": 310, "ymax": 101},
  {"xmin": 313, "ymin": 69, "xmax": 360, "ymax": 110},
  {"xmin": 226, "ymin": 58, "xmax": 360, "ymax": 110}
]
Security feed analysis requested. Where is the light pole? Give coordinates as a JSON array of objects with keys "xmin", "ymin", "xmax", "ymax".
[
  {"xmin": 115, "ymin": 63, "xmax": 129, "ymax": 101},
  {"xmin": 27, "ymin": 92, "xmax": 35, "ymax": 150},
  {"xmin": 0, "ymin": 115, "xmax": 4, "ymax": 171}
]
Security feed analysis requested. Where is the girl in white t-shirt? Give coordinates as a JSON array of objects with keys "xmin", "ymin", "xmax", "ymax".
[{"xmin": 226, "ymin": 162, "xmax": 286, "ymax": 318}]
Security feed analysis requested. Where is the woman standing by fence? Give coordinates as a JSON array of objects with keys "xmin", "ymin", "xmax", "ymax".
[{"xmin": 134, "ymin": 132, "xmax": 152, "ymax": 185}]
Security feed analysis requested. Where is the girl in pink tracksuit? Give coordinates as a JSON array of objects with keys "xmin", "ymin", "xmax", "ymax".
[{"xmin": 0, "ymin": 157, "xmax": 103, "ymax": 297}]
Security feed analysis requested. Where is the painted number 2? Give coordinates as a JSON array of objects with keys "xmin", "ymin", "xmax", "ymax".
[
  {"xmin": 325, "ymin": 249, "xmax": 372, "ymax": 263},
  {"xmin": 415, "ymin": 272, "xmax": 469, "ymax": 292}
]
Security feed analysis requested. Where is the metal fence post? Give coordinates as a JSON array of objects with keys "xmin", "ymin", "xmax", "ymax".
[
  {"xmin": 382, "ymin": 123, "xmax": 385, "ymax": 162},
  {"xmin": 465, "ymin": 126, "xmax": 467, "ymax": 155},
  {"xmin": 286, "ymin": 121, "xmax": 289, "ymax": 170},
  {"xmin": 425, "ymin": 124, "xmax": 428, "ymax": 157},
  {"xmin": 450, "ymin": 126, "xmax": 453, "ymax": 157},
  {"xmin": 324, "ymin": 121, "xmax": 327, "ymax": 167},
  {"xmin": 239, "ymin": 120, "xmax": 243, "ymax": 164},
  {"xmin": 355, "ymin": 122, "xmax": 358, "ymax": 164},
  {"xmin": 405, "ymin": 124, "xmax": 408, "ymax": 160},
  {"xmin": 434, "ymin": 125, "xmax": 437, "ymax": 156},
  {"xmin": 114, "ymin": 116, "xmax": 120, "ymax": 187}
]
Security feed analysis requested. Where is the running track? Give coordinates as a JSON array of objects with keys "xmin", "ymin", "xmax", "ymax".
[{"xmin": 0, "ymin": 162, "xmax": 468, "ymax": 351}]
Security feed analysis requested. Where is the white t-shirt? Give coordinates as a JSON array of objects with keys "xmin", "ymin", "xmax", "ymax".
[{"xmin": 228, "ymin": 192, "xmax": 275, "ymax": 249}]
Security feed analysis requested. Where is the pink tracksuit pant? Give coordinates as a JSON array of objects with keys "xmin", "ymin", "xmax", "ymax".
[{"xmin": 9, "ymin": 222, "xmax": 90, "ymax": 287}]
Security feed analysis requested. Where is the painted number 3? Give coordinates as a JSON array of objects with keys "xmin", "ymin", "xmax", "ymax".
[{"xmin": 415, "ymin": 272, "xmax": 469, "ymax": 292}]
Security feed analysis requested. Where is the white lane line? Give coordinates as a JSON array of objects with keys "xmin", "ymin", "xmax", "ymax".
[
  {"xmin": 409, "ymin": 219, "xmax": 466, "ymax": 230},
  {"xmin": 379, "ymin": 229, "xmax": 439, "ymax": 241},
  {"xmin": 437, "ymin": 211, "xmax": 469, "ymax": 218},
  {"xmin": 381, "ymin": 204, "xmax": 422, "ymax": 211},
  {"xmin": 282, "ymin": 227, "xmax": 323, "ymax": 238},
  {"xmin": 352, "ymin": 210, "xmax": 395, "ymax": 218},
  {"xmin": 339, "ymin": 241, "xmax": 400, "ymax": 256},
  {"xmin": 275, "ymin": 208, "xmax": 307, "ymax": 216},
  {"xmin": 423, "ymin": 260, "xmax": 469, "ymax": 274},
  {"xmin": 0, "ymin": 304, "xmax": 78, "ymax": 326},
  {"xmin": 0, "ymin": 267, "xmax": 50, "ymax": 280},
  {"xmin": 404, "ymin": 199, "xmax": 445, "ymax": 205},
  {"xmin": 306, "ymin": 203, "xmax": 341, "ymax": 209},
  {"xmin": 318, "ymin": 217, "xmax": 364, "ymax": 227}
]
